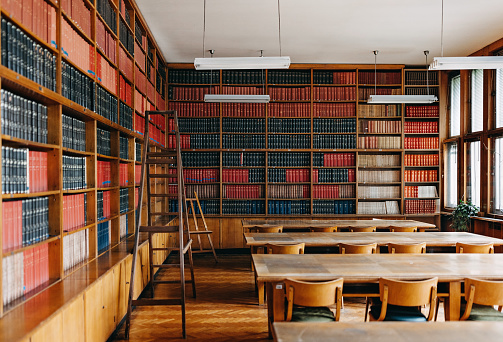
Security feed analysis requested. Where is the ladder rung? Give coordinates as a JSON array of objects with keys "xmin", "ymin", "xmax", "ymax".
[
  {"xmin": 146, "ymin": 159, "xmax": 177, "ymax": 164},
  {"xmin": 149, "ymin": 193, "xmax": 176, "ymax": 197},
  {"xmin": 151, "ymin": 247, "xmax": 171, "ymax": 251},
  {"xmin": 147, "ymin": 174, "xmax": 177, "ymax": 178},
  {"xmin": 182, "ymin": 239, "xmax": 193, "ymax": 254},
  {"xmin": 132, "ymin": 298, "xmax": 182, "ymax": 306},
  {"xmin": 151, "ymin": 263, "xmax": 180, "ymax": 268},
  {"xmin": 149, "ymin": 212, "xmax": 179, "ymax": 216},
  {"xmin": 192, "ymin": 249, "xmax": 216, "ymax": 254},
  {"xmin": 139, "ymin": 225, "xmax": 179, "ymax": 233},
  {"xmin": 147, "ymin": 152, "xmax": 177, "ymax": 157},
  {"xmin": 189, "ymin": 231, "xmax": 212, "ymax": 235},
  {"xmin": 153, "ymin": 279, "xmax": 192, "ymax": 284}
]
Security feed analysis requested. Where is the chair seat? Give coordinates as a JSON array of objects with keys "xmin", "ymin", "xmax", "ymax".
[
  {"xmin": 462, "ymin": 303, "xmax": 503, "ymax": 321},
  {"xmin": 291, "ymin": 306, "xmax": 335, "ymax": 322},
  {"xmin": 370, "ymin": 304, "xmax": 427, "ymax": 322}
]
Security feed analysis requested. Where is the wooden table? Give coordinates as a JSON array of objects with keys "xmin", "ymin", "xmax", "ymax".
[
  {"xmin": 273, "ymin": 321, "xmax": 503, "ymax": 342},
  {"xmin": 242, "ymin": 219, "xmax": 437, "ymax": 232},
  {"xmin": 253, "ymin": 253, "xmax": 503, "ymax": 335}
]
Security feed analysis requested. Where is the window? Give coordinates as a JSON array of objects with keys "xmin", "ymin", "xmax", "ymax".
[
  {"xmin": 496, "ymin": 69, "xmax": 503, "ymax": 128},
  {"xmin": 471, "ymin": 70, "xmax": 484, "ymax": 132},
  {"xmin": 446, "ymin": 142, "xmax": 458, "ymax": 207},
  {"xmin": 466, "ymin": 141, "xmax": 481, "ymax": 208},
  {"xmin": 450, "ymin": 75, "xmax": 461, "ymax": 136},
  {"xmin": 494, "ymin": 137, "xmax": 503, "ymax": 214}
]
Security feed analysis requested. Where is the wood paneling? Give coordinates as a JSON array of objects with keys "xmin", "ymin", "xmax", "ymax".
[
  {"xmin": 31, "ymin": 311, "xmax": 63, "ymax": 342},
  {"xmin": 62, "ymin": 295, "xmax": 85, "ymax": 342}
]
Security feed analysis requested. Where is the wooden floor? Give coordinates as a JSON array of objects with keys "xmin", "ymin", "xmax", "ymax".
[{"xmin": 112, "ymin": 252, "xmax": 444, "ymax": 341}]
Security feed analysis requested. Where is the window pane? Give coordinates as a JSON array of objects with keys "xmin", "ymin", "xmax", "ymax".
[
  {"xmin": 471, "ymin": 70, "xmax": 484, "ymax": 132},
  {"xmin": 450, "ymin": 76, "xmax": 461, "ymax": 136},
  {"xmin": 496, "ymin": 69, "xmax": 503, "ymax": 129},
  {"xmin": 466, "ymin": 141, "xmax": 480, "ymax": 208},
  {"xmin": 494, "ymin": 137, "xmax": 503, "ymax": 214},
  {"xmin": 446, "ymin": 142, "xmax": 458, "ymax": 207}
]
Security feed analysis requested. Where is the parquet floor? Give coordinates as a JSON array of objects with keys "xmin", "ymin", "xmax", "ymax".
[{"xmin": 111, "ymin": 252, "xmax": 444, "ymax": 342}]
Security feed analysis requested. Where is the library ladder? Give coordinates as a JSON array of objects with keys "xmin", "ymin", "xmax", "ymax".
[
  {"xmin": 125, "ymin": 110, "xmax": 195, "ymax": 339},
  {"xmin": 187, "ymin": 191, "xmax": 218, "ymax": 262}
]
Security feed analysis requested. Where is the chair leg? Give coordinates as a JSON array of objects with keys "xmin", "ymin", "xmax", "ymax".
[
  {"xmin": 257, "ymin": 281, "xmax": 265, "ymax": 305},
  {"xmin": 364, "ymin": 297, "xmax": 370, "ymax": 322},
  {"xmin": 435, "ymin": 298, "xmax": 441, "ymax": 321}
]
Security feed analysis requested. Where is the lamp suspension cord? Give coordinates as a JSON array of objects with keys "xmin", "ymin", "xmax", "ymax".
[
  {"xmin": 374, "ymin": 50, "xmax": 378, "ymax": 96},
  {"xmin": 425, "ymin": 51, "xmax": 430, "ymax": 95},
  {"xmin": 278, "ymin": 0, "xmax": 282, "ymax": 57},
  {"xmin": 203, "ymin": 0, "xmax": 206, "ymax": 58},
  {"xmin": 441, "ymin": 0, "xmax": 444, "ymax": 57}
]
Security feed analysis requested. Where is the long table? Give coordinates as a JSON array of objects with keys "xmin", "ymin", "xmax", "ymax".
[
  {"xmin": 252, "ymin": 253, "xmax": 503, "ymax": 335},
  {"xmin": 242, "ymin": 219, "xmax": 437, "ymax": 232},
  {"xmin": 272, "ymin": 322, "xmax": 503, "ymax": 342}
]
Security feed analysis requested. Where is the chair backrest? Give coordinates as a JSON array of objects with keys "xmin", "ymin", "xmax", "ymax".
[
  {"xmin": 349, "ymin": 226, "xmax": 377, "ymax": 232},
  {"xmin": 266, "ymin": 243, "xmax": 305, "ymax": 254},
  {"xmin": 456, "ymin": 242, "xmax": 494, "ymax": 254},
  {"xmin": 376, "ymin": 277, "xmax": 438, "ymax": 321},
  {"xmin": 253, "ymin": 225, "xmax": 283, "ymax": 233},
  {"xmin": 339, "ymin": 242, "xmax": 377, "ymax": 254},
  {"xmin": 309, "ymin": 226, "xmax": 337, "ymax": 233},
  {"xmin": 461, "ymin": 278, "xmax": 503, "ymax": 320},
  {"xmin": 389, "ymin": 226, "xmax": 418, "ymax": 233},
  {"xmin": 284, "ymin": 278, "xmax": 344, "ymax": 321},
  {"xmin": 388, "ymin": 242, "xmax": 426, "ymax": 254}
]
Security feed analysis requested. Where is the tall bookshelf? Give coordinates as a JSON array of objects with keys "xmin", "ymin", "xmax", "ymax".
[
  {"xmin": 0, "ymin": 0, "xmax": 167, "ymax": 317},
  {"xmin": 167, "ymin": 65, "xmax": 441, "ymax": 228}
]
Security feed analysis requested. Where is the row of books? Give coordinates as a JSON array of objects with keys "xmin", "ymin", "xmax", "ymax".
[
  {"xmin": 177, "ymin": 134, "xmax": 220, "ymax": 149},
  {"xmin": 360, "ymin": 120, "xmax": 401, "ymax": 134},
  {"xmin": 63, "ymin": 229, "xmax": 88, "ymax": 272},
  {"xmin": 222, "ymin": 152, "xmax": 265, "ymax": 167},
  {"xmin": 269, "ymin": 169, "xmax": 310, "ymax": 183},
  {"xmin": 119, "ymin": 46, "xmax": 133, "ymax": 81},
  {"xmin": 359, "ymin": 71, "xmax": 401, "ymax": 85},
  {"xmin": 222, "ymin": 71, "xmax": 266, "ymax": 85},
  {"xmin": 405, "ymin": 71, "xmax": 438, "ymax": 86},
  {"xmin": 358, "ymin": 170, "xmax": 400, "ymax": 183},
  {"xmin": 61, "ymin": 18, "xmax": 93, "ymax": 79},
  {"xmin": 313, "ymin": 103, "xmax": 356, "ymax": 117},
  {"xmin": 96, "ymin": 16, "xmax": 116, "ymax": 64},
  {"xmin": 268, "ymin": 71, "xmax": 311, "ymax": 85},
  {"xmin": 222, "ymin": 135, "xmax": 265, "ymax": 149},
  {"xmin": 359, "ymin": 88, "xmax": 401, "ymax": 100},
  {"xmin": 2, "ymin": 243, "xmax": 49, "ymax": 306},
  {"xmin": 178, "ymin": 118, "xmax": 220, "ymax": 133},
  {"xmin": 405, "ymin": 88, "xmax": 439, "ymax": 97},
  {"xmin": 313, "ymin": 135, "xmax": 357, "ymax": 149},
  {"xmin": 63, "ymin": 193, "xmax": 87, "ymax": 232},
  {"xmin": 119, "ymin": 0, "xmax": 130, "ymax": 23},
  {"xmin": 269, "ymin": 103, "xmax": 310, "ymax": 117},
  {"xmin": 96, "ymin": 0, "xmax": 117, "ymax": 34},
  {"xmin": 268, "ymin": 135, "xmax": 310, "ymax": 149},
  {"xmin": 222, "ymin": 118, "xmax": 265, "ymax": 133},
  {"xmin": 404, "ymin": 170, "xmax": 438, "ymax": 182},
  {"xmin": 358, "ymin": 201, "xmax": 400, "ymax": 215},
  {"xmin": 404, "ymin": 185, "xmax": 438, "ymax": 198},
  {"xmin": 134, "ymin": 113, "xmax": 145, "ymax": 136},
  {"xmin": 313, "ymin": 153, "xmax": 356, "ymax": 167},
  {"xmin": 313, "ymin": 200, "xmax": 355, "ymax": 214},
  {"xmin": 149, "ymin": 123, "xmax": 165, "ymax": 147},
  {"xmin": 2, "ymin": 147, "xmax": 48, "ymax": 194},
  {"xmin": 62, "ymin": 61, "xmax": 95, "ymax": 110},
  {"xmin": 404, "ymin": 199, "xmax": 437, "ymax": 214},
  {"xmin": 268, "ymin": 200, "xmax": 310, "ymax": 215},
  {"xmin": 313, "ymin": 87, "xmax": 356, "ymax": 101},
  {"xmin": 97, "ymin": 190, "xmax": 111, "ymax": 221},
  {"xmin": 268, "ymin": 87, "xmax": 311, "ymax": 101},
  {"xmin": 97, "ymin": 221, "xmax": 110, "ymax": 251},
  {"xmin": 269, "ymin": 152, "xmax": 310, "ymax": 167},
  {"xmin": 97, "ymin": 160, "xmax": 112, "ymax": 188},
  {"xmin": 184, "ymin": 169, "xmax": 219, "ymax": 183},
  {"xmin": 222, "ymin": 169, "xmax": 264, "ymax": 183},
  {"xmin": 96, "ymin": 85, "xmax": 118, "ymax": 123},
  {"xmin": 405, "ymin": 106, "xmax": 439, "ymax": 117},
  {"xmin": 119, "ymin": 18, "xmax": 134, "ymax": 57},
  {"xmin": 313, "ymin": 184, "xmax": 355, "ymax": 199},
  {"xmin": 269, "ymin": 118, "xmax": 310, "ymax": 133},
  {"xmin": 136, "ymin": 142, "xmax": 141, "ymax": 162},
  {"xmin": 168, "ymin": 86, "xmax": 218, "ymax": 101},
  {"xmin": 1, "ymin": 19, "xmax": 57, "ymax": 91},
  {"xmin": 404, "ymin": 154, "xmax": 439, "ymax": 167},
  {"xmin": 120, "ymin": 136, "xmax": 129, "ymax": 160},
  {"xmin": 135, "ymin": 20, "xmax": 146, "ymax": 49},
  {"xmin": 313, "ymin": 71, "xmax": 356, "ymax": 85},
  {"xmin": 188, "ymin": 200, "xmax": 219, "ymax": 215},
  {"xmin": 223, "ymin": 185, "xmax": 265, "ymax": 199},
  {"xmin": 0, "ymin": 89, "xmax": 48, "ymax": 143},
  {"xmin": 312, "ymin": 168, "xmax": 356, "ymax": 183},
  {"xmin": 63, "ymin": 114, "xmax": 86, "ymax": 151},
  {"xmin": 134, "ymin": 42, "xmax": 145, "ymax": 73},
  {"xmin": 222, "ymin": 200, "xmax": 265, "ymax": 215},
  {"xmin": 63, "ymin": 156, "xmax": 86, "ymax": 190},
  {"xmin": 134, "ymin": 88, "xmax": 144, "ymax": 114},
  {"xmin": 314, "ymin": 118, "xmax": 356, "ymax": 133},
  {"xmin": 358, "ymin": 185, "xmax": 401, "ymax": 199},
  {"xmin": 119, "ymin": 75, "xmax": 132, "ymax": 106},
  {"xmin": 96, "ymin": 53, "xmax": 117, "ymax": 94},
  {"xmin": 168, "ymin": 70, "xmax": 220, "ymax": 84},
  {"xmin": 358, "ymin": 104, "xmax": 401, "ymax": 117},
  {"xmin": 359, "ymin": 154, "xmax": 400, "ymax": 167},
  {"xmin": 135, "ymin": 65, "xmax": 146, "ymax": 95},
  {"xmin": 268, "ymin": 185, "xmax": 310, "ymax": 199},
  {"xmin": 120, "ymin": 103, "xmax": 133, "ymax": 131},
  {"xmin": 358, "ymin": 136, "xmax": 401, "ymax": 149},
  {"xmin": 2, "ymin": 197, "xmax": 49, "ymax": 251},
  {"xmin": 404, "ymin": 137, "xmax": 439, "ymax": 149},
  {"xmin": 185, "ymin": 185, "xmax": 219, "ymax": 199},
  {"xmin": 97, "ymin": 128, "xmax": 112, "ymax": 156},
  {"xmin": 119, "ymin": 163, "xmax": 130, "ymax": 186},
  {"xmin": 222, "ymin": 86, "xmax": 263, "ymax": 95},
  {"xmin": 149, "ymin": 112, "xmax": 165, "ymax": 131},
  {"xmin": 404, "ymin": 121, "xmax": 438, "ymax": 134},
  {"xmin": 120, "ymin": 214, "xmax": 128, "ymax": 239},
  {"xmin": 221, "ymin": 103, "xmax": 266, "ymax": 117},
  {"xmin": 120, "ymin": 188, "xmax": 129, "ymax": 214},
  {"xmin": 182, "ymin": 152, "xmax": 220, "ymax": 167}
]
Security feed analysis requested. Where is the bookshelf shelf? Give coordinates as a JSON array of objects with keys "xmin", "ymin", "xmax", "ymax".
[
  {"xmin": 62, "ymin": 148, "xmax": 94, "ymax": 157},
  {"xmin": 2, "ymin": 236, "xmax": 60, "ymax": 257},
  {"xmin": 1, "ymin": 136, "xmax": 60, "ymax": 150},
  {"xmin": 62, "ymin": 188, "xmax": 95, "ymax": 194},
  {"xmin": 1, "ymin": 190, "xmax": 60, "ymax": 199},
  {"xmin": 63, "ymin": 222, "xmax": 96, "ymax": 237}
]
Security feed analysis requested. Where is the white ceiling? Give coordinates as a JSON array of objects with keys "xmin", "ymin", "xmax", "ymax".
[{"xmin": 136, "ymin": 0, "xmax": 503, "ymax": 66}]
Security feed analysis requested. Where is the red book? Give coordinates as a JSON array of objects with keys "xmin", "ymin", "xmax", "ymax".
[{"xmin": 34, "ymin": 245, "xmax": 40, "ymax": 289}]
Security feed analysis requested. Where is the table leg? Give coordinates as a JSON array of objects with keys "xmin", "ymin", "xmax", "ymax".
[
  {"xmin": 258, "ymin": 281, "xmax": 265, "ymax": 305},
  {"xmin": 445, "ymin": 281, "xmax": 461, "ymax": 321},
  {"xmin": 266, "ymin": 281, "xmax": 285, "ymax": 339}
]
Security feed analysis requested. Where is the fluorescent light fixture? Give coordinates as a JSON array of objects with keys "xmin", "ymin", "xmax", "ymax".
[
  {"xmin": 367, "ymin": 95, "xmax": 438, "ymax": 104},
  {"xmin": 204, "ymin": 94, "xmax": 270, "ymax": 103},
  {"xmin": 429, "ymin": 56, "xmax": 503, "ymax": 70},
  {"xmin": 194, "ymin": 56, "xmax": 290, "ymax": 70}
]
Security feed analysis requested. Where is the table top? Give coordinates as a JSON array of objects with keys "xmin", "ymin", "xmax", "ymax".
[
  {"xmin": 272, "ymin": 322, "xmax": 503, "ymax": 342},
  {"xmin": 253, "ymin": 253, "xmax": 503, "ymax": 283},
  {"xmin": 245, "ymin": 231, "xmax": 503, "ymax": 247},
  {"xmin": 242, "ymin": 219, "xmax": 436, "ymax": 229}
]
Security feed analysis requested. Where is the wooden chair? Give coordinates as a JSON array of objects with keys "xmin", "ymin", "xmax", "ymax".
[
  {"xmin": 252, "ymin": 225, "xmax": 283, "ymax": 233},
  {"xmin": 389, "ymin": 226, "xmax": 418, "ymax": 233},
  {"xmin": 368, "ymin": 277, "xmax": 438, "ymax": 322},
  {"xmin": 460, "ymin": 278, "xmax": 503, "ymax": 321},
  {"xmin": 456, "ymin": 242, "xmax": 494, "ymax": 254},
  {"xmin": 388, "ymin": 242, "xmax": 426, "ymax": 254},
  {"xmin": 349, "ymin": 226, "xmax": 377, "ymax": 232},
  {"xmin": 266, "ymin": 243, "xmax": 305, "ymax": 254},
  {"xmin": 186, "ymin": 191, "xmax": 218, "ymax": 263},
  {"xmin": 339, "ymin": 242, "xmax": 377, "ymax": 254},
  {"xmin": 283, "ymin": 278, "xmax": 344, "ymax": 322},
  {"xmin": 310, "ymin": 226, "xmax": 337, "ymax": 232}
]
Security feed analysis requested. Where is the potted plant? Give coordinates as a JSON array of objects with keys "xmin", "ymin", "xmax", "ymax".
[{"xmin": 451, "ymin": 200, "xmax": 479, "ymax": 231}]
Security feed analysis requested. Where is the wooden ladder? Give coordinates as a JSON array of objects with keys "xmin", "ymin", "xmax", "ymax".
[
  {"xmin": 125, "ymin": 110, "xmax": 195, "ymax": 339},
  {"xmin": 187, "ymin": 192, "xmax": 218, "ymax": 263}
]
